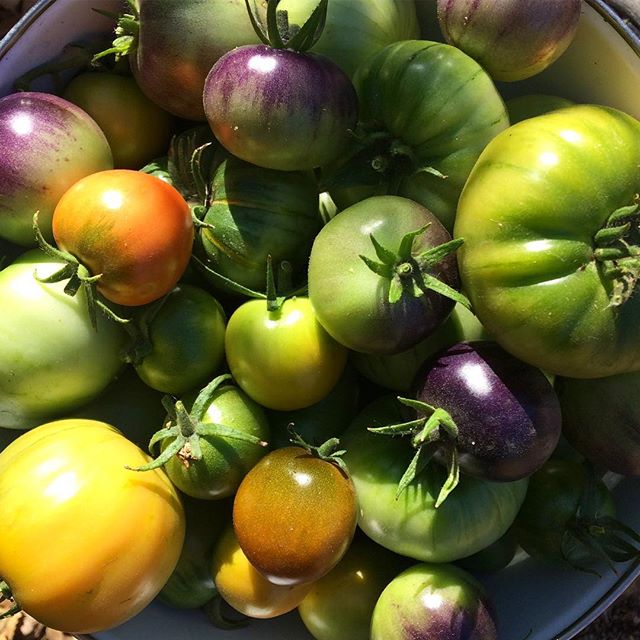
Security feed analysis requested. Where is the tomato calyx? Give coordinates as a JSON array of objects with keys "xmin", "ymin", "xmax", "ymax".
[
  {"xmin": 593, "ymin": 198, "xmax": 640, "ymax": 307},
  {"xmin": 246, "ymin": 0, "xmax": 328, "ymax": 52},
  {"xmin": 359, "ymin": 224, "xmax": 470, "ymax": 307},
  {"xmin": 92, "ymin": 0, "xmax": 140, "ymax": 64},
  {"xmin": 287, "ymin": 424, "xmax": 349, "ymax": 474},
  {"xmin": 368, "ymin": 396, "xmax": 460, "ymax": 507},
  {"xmin": 0, "ymin": 580, "xmax": 19, "ymax": 619},
  {"xmin": 126, "ymin": 374, "xmax": 268, "ymax": 473},
  {"xmin": 561, "ymin": 462, "xmax": 640, "ymax": 574}
]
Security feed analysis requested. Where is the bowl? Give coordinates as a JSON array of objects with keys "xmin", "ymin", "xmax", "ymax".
[{"xmin": 1, "ymin": 1, "xmax": 640, "ymax": 639}]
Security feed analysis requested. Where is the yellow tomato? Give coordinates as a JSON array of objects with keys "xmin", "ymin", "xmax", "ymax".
[
  {"xmin": 212, "ymin": 525, "xmax": 312, "ymax": 619},
  {"xmin": 0, "ymin": 419, "xmax": 185, "ymax": 634}
]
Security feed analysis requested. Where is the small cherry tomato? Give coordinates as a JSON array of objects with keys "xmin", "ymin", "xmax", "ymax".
[{"xmin": 52, "ymin": 169, "xmax": 194, "ymax": 306}]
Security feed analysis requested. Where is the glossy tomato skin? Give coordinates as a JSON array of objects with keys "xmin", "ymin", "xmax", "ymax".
[
  {"xmin": 225, "ymin": 297, "xmax": 348, "ymax": 411},
  {"xmin": 62, "ymin": 72, "xmax": 173, "ymax": 169},
  {"xmin": 134, "ymin": 284, "xmax": 227, "ymax": 395},
  {"xmin": 52, "ymin": 169, "xmax": 194, "ymax": 306},
  {"xmin": 162, "ymin": 383, "xmax": 271, "ymax": 500},
  {"xmin": 0, "ymin": 250, "xmax": 126, "ymax": 430},
  {"xmin": 233, "ymin": 446, "xmax": 358, "ymax": 586},
  {"xmin": 413, "ymin": 341, "xmax": 562, "ymax": 481},
  {"xmin": 0, "ymin": 91, "xmax": 113, "ymax": 246},
  {"xmin": 454, "ymin": 105, "xmax": 640, "ymax": 378},
  {"xmin": 556, "ymin": 372, "xmax": 640, "ymax": 476},
  {"xmin": 346, "ymin": 40, "xmax": 508, "ymax": 231},
  {"xmin": 298, "ymin": 533, "xmax": 409, "ymax": 640},
  {"xmin": 203, "ymin": 45, "xmax": 358, "ymax": 171},
  {"xmin": 342, "ymin": 396, "xmax": 528, "ymax": 562},
  {"xmin": 308, "ymin": 195, "xmax": 460, "ymax": 354},
  {"xmin": 0, "ymin": 419, "xmax": 185, "ymax": 634},
  {"xmin": 212, "ymin": 524, "xmax": 313, "ymax": 618},
  {"xmin": 371, "ymin": 562, "xmax": 498, "ymax": 640}
]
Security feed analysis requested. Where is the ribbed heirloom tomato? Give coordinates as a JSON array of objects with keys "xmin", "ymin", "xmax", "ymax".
[
  {"xmin": 51, "ymin": 169, "xmax": 194, "ymax": 306},
  {"xmin": 0, "ymin": 419, "xmax": 185, "ymax": 634}
]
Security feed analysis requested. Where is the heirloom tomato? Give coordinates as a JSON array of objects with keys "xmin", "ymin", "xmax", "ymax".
[
  {"xmin": 225, "ymin": 297, "xmax": 348, "ymax": 411},
  {"xmin": 51, "ymin": 169, "xmax": 194, "ymax": 306},
  {"xmin": 233, "ymin": 445, "xmax": 358, "ymax": 586},
  {"xmin": 0, "ymin": 250, "xmax": 125, "ymax": 430},
  {"xmin": 341, "ymin": 396, "xmax": 528, "ymax": 562},
  {"xmin": 455, "ymin": 105, "xmax": 640, "ymax": 378},
  {"xmin": 0, "ymin": 419, "xmax": 185, "ymax": 634}
]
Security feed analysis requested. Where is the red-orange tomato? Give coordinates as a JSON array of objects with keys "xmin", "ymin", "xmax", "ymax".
[{"xmin": 52, "ymin": 169, "xmax": 194, "ymax": 306}]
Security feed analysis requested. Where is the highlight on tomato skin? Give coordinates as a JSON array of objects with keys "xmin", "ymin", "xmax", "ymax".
[
  {"xmin": 0, "ymin": 418, "xmax": 186, "ymax": 634},
  {"xmin": 51, "ymin": 169, "xmax": 194, "ymax": 307}
]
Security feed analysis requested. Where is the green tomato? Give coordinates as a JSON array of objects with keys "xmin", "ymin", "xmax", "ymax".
[
  {"xmin": 298, "ymin": 533, "xmax": 409, "ymax": 640},
  {"xmin": 225, "ymin": 297, "xmax": 348, "ymax": 411},
  {"xmin": 308, "ymin": 195, "xmax": 462, "ymax": 355},
  {"xmin": 371, "ymin": 562, "xmax": 498, "ymax": 640},
  {"xmin": 0, "ymin": 250, "xmax": 126, "ymax": 430},
  {"xmin": 160, "ymin": 381, "xmax": 271, "ymax": 500},
  {"xmin": 276, "ymin": 0, "xmax": 419, "ymax": 78},
  {"xmin": 133, "ymin": 284, "xmax": 227, "ymax": 395},
  {"xmin": 454, "ymin": 105, "xmax": 640, "ymax": 378},
  {"xmin": 196, "ymin": 155, "xmax": 320, "ymax": 292},
  {"xmin": 341, "ymin": 396, "xmax": 528, "ymax": 562},
  {"xmin": 333, "ymin": 39, "xmax": 508, "ymax": 231}
]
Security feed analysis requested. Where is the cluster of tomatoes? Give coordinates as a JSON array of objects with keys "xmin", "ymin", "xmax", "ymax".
[{"xmin": 1, "ymin": 0, "xmax": 640, "ymax": 639}]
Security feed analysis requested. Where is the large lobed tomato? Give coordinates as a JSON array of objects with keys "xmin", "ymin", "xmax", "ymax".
[
  {"xmin": 51, "ymin": 169, "xmax": 194, "ymax": 307},
  {"xmin": 455, "ymin": 105, "xmax": 640, "ymax": 378},
  {"xmin": 0, "ymin": 419, "xmax": 185, "ymax": 634}
]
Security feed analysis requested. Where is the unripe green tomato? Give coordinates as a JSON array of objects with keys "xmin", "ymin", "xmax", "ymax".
[{"xmin": 134, "ymin": 284, "xmax": 227, "ymax": 396}]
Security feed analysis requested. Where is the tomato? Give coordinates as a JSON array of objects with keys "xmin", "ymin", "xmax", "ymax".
[
  {"xmin": 370, "ymin": 562, "xmax": 498, "ymax": 640},
  {"xmin": 268, "ymin": 365, "xmax": 360, "ymax": 448},
  {"xmin": 330, "ymin": 39, "xmax": 508, "ymax": 231},
  {"xmin": 341, "ymin": 396, "xmax": 529, "ymax": 562},
  {"xmin": 454, "ymin": 105, "xmax": 640, "ymax": 378},
  {"xmin": 0, "ymin": 249, "xmax": 126, "ymax": 430},
  {"xmin": 212, "ymin": 524, "xmax": 313, "ymax": 619},
  {"xmin": 125, "ymin": 0, "xmax": 264, "ymax": 120},
  {"xmin": 154, "ymin": 377, "xmax": 271, "ymax": 500},
  {"xmin": 0, "ymin": 91, "xmax": 113, "ymax": 246},
  {"xmin": 512, "ymin": 459, "xmax": 626, "ymax": 571},
  {"xmin": 160, "ymin": 496, "xmax": 231, "ymax": 610},
  {"xmin": 203, "ymin": 44, "xmax": 358, "ymax": 172},
  {"xmin": 276, "ymin": 0, "xmax": 419, "ymax": 78},
  {"xmin": 555, "ymin": 371, "xmax": 640, "ymax": 476},
  {"xmin": 308, "ymin": 195, "xmax": 464, "ymax": 354},
  {"xmin": 233, "ymin": 445, "xmax": 358, "ymax": 586},
  {"xmin": 297, "ymin": 533, "xmax": 409, "ymax": 640},
  {"xmin": 196, "ymin": 154, "xmax": 320, "ymax": 292},
  {"xmin": 62, "ymin": 71, "xmax": 173, "ymax": 169},
  {"xmin": 0, "ymin": 419, "xmax": 185, "ymax": 633},
  {"xmin": 132, "ymin": 284, "xmax": 227, "ymax": 395},
  {"xmin": 51, "ymin": 169, "xmax": 194, "ymax": 306},
  {"xmin": 225, "ymin": 297, "xmax": 348, "ymax": 411}
]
